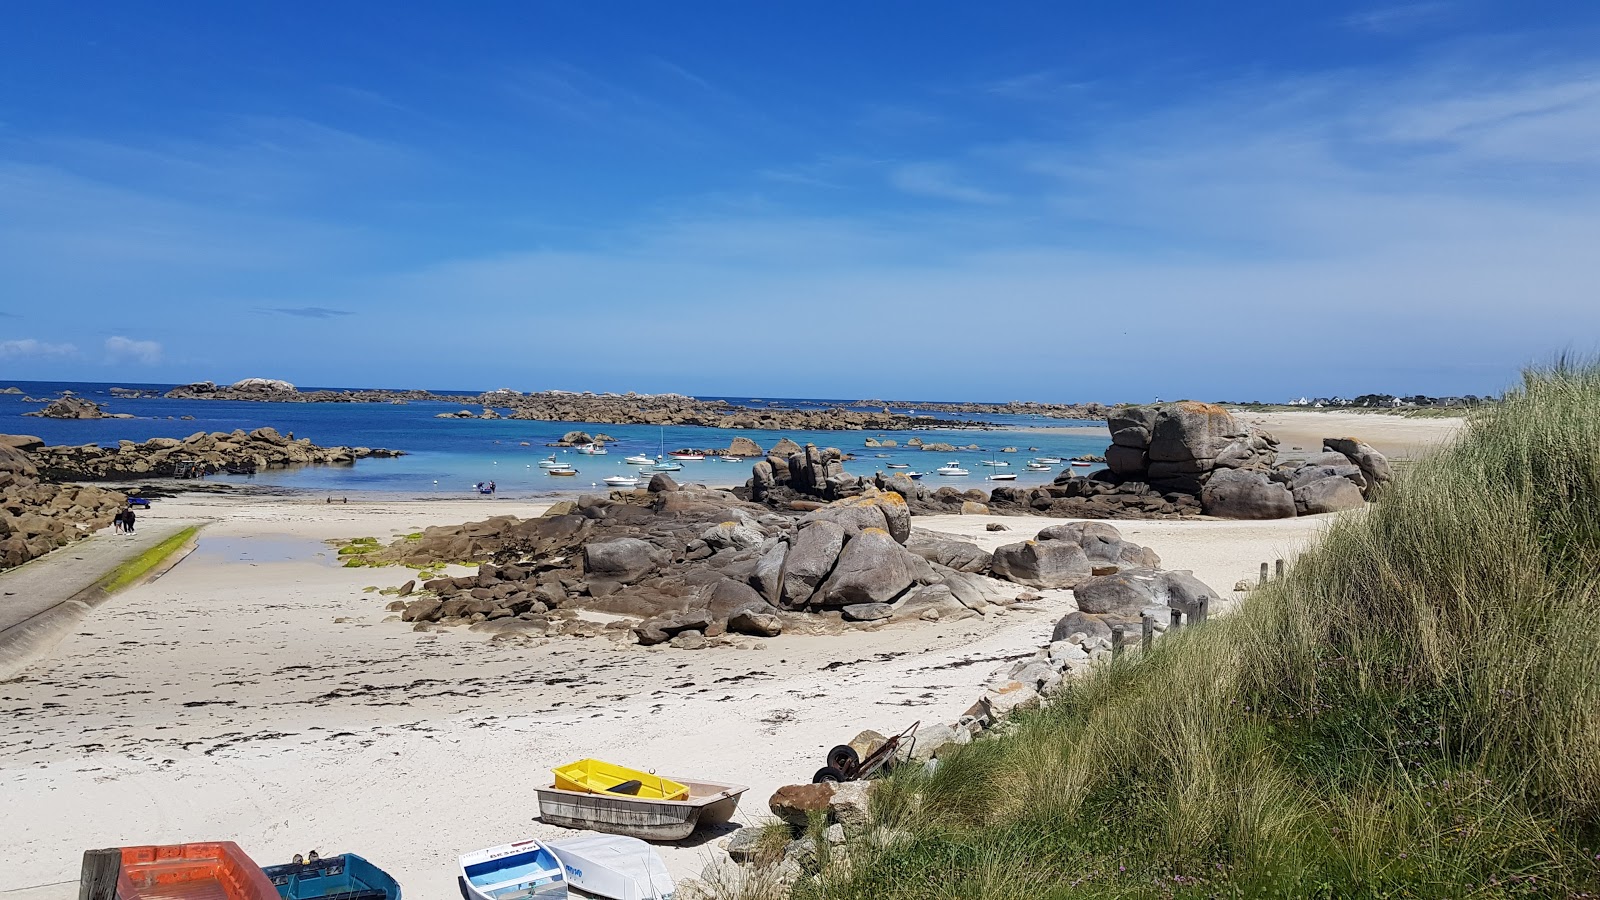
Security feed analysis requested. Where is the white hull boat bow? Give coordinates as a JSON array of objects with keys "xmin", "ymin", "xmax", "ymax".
[
  {"xmin": 935, "ymin": 461, "xmax": 969, "ymax": 476},
  {"xmin": 459, "ymin": 839, "xmax": 568, "ymax": 899},
  {"xmin": 548, "ymin": 835, "xmax": 673, "ymax": 900}
]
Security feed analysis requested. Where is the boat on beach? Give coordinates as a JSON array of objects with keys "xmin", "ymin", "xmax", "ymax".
[
  {"xmin": 553, "ymin": 759, "xmax": 689, "ymax": 800},
  {"xmin": 459, "ymin": 840, "xmax": 567, "ymax": 899},
  {"xmin": 534, "ymin": 778, "xmax": 748, "ymax": 842},
  {"xmin": 89, "ymin": 841, "xmax": 280, "ymax": 900},
  {"xmin": 263, "ymin": 851, "xmax": 403, "ymax": 899},
  {"xmin": 546, "ymin": 835, "xmax": 673, "ymax": 900}
]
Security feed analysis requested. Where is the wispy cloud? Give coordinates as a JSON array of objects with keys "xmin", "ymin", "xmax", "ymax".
[
  {"xmin": 257, "ymin": 306, "xmax": 355, "ymax": 319},
  {"xmin": 888, "ymin": 162, "xmax": 1006, "ymax": 204},
  {"xmin": 103, "ymin": 336, "xmax": 162, "ymax": 365},
  {"xmin": 0, "ymin": 338, "xmax": 78, "ymax": 359},
  {"xmin": 1345, "ymin": 2, "xmax": 1454, "ymax": 35}
]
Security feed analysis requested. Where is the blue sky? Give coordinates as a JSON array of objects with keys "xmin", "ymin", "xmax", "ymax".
[{"xmin": 3, "ymin": 2, "xmax": 1599, "ymax": 401}]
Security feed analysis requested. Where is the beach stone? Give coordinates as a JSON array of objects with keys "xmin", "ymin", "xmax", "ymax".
[
  {"xmin": 1073, "ymin": 569, "xmax": 1161, "ymax": 616},
  {"xmin": 1323, "ymin": 437, "xmax": 1393, "ymax": 497},
  {"xmin": 584, "ymin": 537, "xmax": 660, "ymax": 582},
  {"xmin": 1050, "ymin": 610, "xmax": 1113, "ymax": 643},
  {"xmin": 726, "ymin": 436, "xmax": 763, "ymax": 457},
  {"xmin": 724, "ymin": 828, "xmax": 766, "ymax": 864},
  {"xmin": 727, "ymin": 609, "xmax": 783, "ymax": 637},
  {"xmin": 989, "ymin": 539, "xmax": 1092, "ymax": 589},
  {"xmin": 769, "ymin": 782, "xmax": 835, "ymax": 827},
  {"xmin": 749, "ymin": 540, "xmax": 787, "ymax": 604},
  {"xmin": 1048, "ymin": 640, "xmax": 1090, "ymax": 666},
  {"xmin": 701, "ymin": 520, "xmax": 763, "ymax": 551},
  {"xmin": 1148, "ymin": 402, "xmax": 1239, "ymax": 463},
  {"xmin": 960, "ymin": 500, "xmax": 989, "ymax": 515},
  {"xmin": 801, "ymin": 502, "xmax": 888, "ymax": 541},
  {"xmin": 706, "ymin": 578, "xmax": 770, "ymax": 620},
  {"xmin": 841, "ymin": 602, "xmax": 894, "ymax": 622},
  {"xmin": 1108, "ymin": 405, "xmax": 1158, "ymax": 448},
  {"xmin": 769, "ymin": 437, "xmax": 803, "ymax": 457},
  {"xmin": 1105, "ymin": 443, "xmax": 1149, "ymax": 475},
  {"xmin": 400, "ymin": 598, "xmax": 442, "ymax": 622},
  {"xmin": 905, "ymin": 534, "xmax": 992, "ymax": 573},
  {"xmin": 826, "ymin": 824, "xmax": 846, "ymax": 845},
  {"xmin": 1201, "ymin": 468, "xmax": 1296, "ymax": 519},
  {"xmin": 1293, "ymin": 475, "xmax": 1367, "ymax": 515},
  {"xmin": 892, "ymin": 583, "xmax": 966, "ymax": 622},
  {"xmin": 815, "ymin": 528, "xmax": 914, "ymax": 606},
  {"xmin": 647, "ymin": 473, "xmax": 680, "ymax": 493},
  {"xmin": 782, "ymin": 520, "xmax": 846, "ymax": 607},
  {"xmin": 670, "ymin": 629, "xmax": 707, "ymax": 650},
  {"xmin": 828, "ymin": 780, "xmax": 874, "ymax": 827},
  {"xmin": 910, "ymin": 722, "xmax": 971, "ymax": 761}
]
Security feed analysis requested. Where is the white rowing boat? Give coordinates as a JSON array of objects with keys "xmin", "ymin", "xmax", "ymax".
[{"xmin": 547, "ymin": 835, "xmax": 673, "ymax": 900}]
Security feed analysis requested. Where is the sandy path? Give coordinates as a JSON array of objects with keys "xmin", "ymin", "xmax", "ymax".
[
  {"xmin": 0, "ymin": 495, "xmax": 1327, "ymax": 897},
  {"xmin": 1232, "ymin": 410, "xmax": 1465, "ymax": 462}
]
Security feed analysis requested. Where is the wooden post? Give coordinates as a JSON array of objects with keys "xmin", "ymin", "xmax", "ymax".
[
  {"xmin": 1259, "ymin": 562, "xmax": 1269, "ymax": 586},
  {"xmin": 79, "ymin": 848, "xmax": 121, "ymax": 900},
  {"xmin": 1275, "ymin": 558, "xmax": 1285, "ymax": 579},
  {"xmin": 1111, "ymin": 624, "xmax": 1126, "ymax": 659},
  {"xmin": 1141, "ymin": 613, "xmax": 1154, "ymax": 652},
  {"xmin": 1169, "ymin": 607, "xmax": 1183, "ymax": 630}
]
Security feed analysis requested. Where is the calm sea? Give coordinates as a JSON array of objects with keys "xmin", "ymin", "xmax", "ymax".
[{"xmin": 0, "ymin": 381, "xmax": 1109, "ymax": 498}]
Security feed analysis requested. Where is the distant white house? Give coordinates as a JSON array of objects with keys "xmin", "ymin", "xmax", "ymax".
[{"xmin": 1287, "ymin": 397, "xmax": 1311, "ymax": 406}]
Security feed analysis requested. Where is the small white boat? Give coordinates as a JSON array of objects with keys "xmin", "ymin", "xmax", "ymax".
[
  {"xmin": 986, "ymin": 473, "xmax": 1018, "ymax": 481},
  {"xmin": 624, "ymin": 455, "xmax": 653, "ymax": 466},
  {"xmin": 981, "ymin": 460, "xmax": 1010, "ymax": 467},
  {"xmin": 576, "ymin": 443, "xmax": 608, "ymax": 455},
  {"xmin": 935, "ymin": 462, "xmax": 969, "ymax": 476},
  {"xmin": 547, "ymin": 835, "xmax": 673, "ymax": 900},
  {"xmin": 650, "ymin": 462, "xmax": 683, "ymax": 472},
  {"xmin": 669, "ymin": 453, "xmax": 703, "ymax": 461},
  {"xmin": 538, "ymin": 455, "xmax": 565, "ymax": 468},
  {"xmin": 1026, "ymin": 463, "xmax": 1052, "ymax": 472},
  {"xmin": 604, "ymin": 475, "xmax": 640, "ymax": 487},
  {"xmin": 886, "ymin": 463, "xmax": 910, "ymax": 469},
  {"xmin": 1033, "ymin": 456, "xmax": 1063, "ymax": 464},
  {"xmin": 1071, "ymin": 461, "xmax": 1094, "ymax": 467},
  {"xmin": 719, "ymin": 455, "xmax": 740, "ymax": 462},
  {"xmin": 459, "ymin": 839, "xmax": 568, "ymax": 899}
]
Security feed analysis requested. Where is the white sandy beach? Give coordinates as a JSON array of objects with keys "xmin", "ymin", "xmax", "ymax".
[{"xmin": 1, "ymin": 493, "xmax": 1332, "ymax": 897}]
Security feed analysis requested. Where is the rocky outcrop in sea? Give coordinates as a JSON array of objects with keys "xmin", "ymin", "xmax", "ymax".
[
  {"xmin": 23, "ymin": 396, "xmax": 133, "ymax": 419},
  {"xmin": 22, "ymin": 427, "xmax": 404, "ymax": 480}
]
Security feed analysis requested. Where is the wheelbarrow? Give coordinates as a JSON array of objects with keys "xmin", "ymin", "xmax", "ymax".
[{"xmin": 812, "ymin": 720, "xmax": 919, "ymax": 784}]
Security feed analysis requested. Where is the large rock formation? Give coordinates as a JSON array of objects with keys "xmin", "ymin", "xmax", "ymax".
[
  {"xmin": 23, "ymin": 428, "xmax": 404, "ymax": 480},
  {"xmin": 0, "ymin": 440, "xmax": 124, "ymax": 570},
  {"xmin": 24, "ymin": 396, "xmax": 129, "ymax": 419}
]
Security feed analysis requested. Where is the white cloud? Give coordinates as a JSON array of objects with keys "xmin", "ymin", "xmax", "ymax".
[
  {"xmin": 104, "ymin": 336, "xmax": 162, "ymax": 365},
  {"xmin": 889, "ymin": 163, "xmax": 1006, "ymax": 205},
  {"xmin": 0, "ymin": 338, "xmax": 77, "ymax": 359}
]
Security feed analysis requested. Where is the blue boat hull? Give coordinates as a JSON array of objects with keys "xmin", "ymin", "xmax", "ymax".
[{"xmin": 263, "ymin": 853, "xmax": 402, "ymax": 900}]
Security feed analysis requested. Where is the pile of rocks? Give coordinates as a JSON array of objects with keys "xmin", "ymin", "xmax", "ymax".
[
  {"xmin": 23, "ymin": 427, "xmax": 404, "ymax": 480},
  {"xmin": 23, "ymin": 396, "xmax": 132, "ymax": 419},
  {"xmin": 163, "ymin": 379, "xmax": 466, "ymax": 404},
  {"xmin": 382, "ymin": 479, "xmax": 1065, "ymax": 643},
  {"xmin": 0, "ymin": 437, "xmax": 124, "ymax": 570}
]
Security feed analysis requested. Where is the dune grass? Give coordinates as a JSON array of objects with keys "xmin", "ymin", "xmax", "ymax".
[{"xmin": 807, "ymin": 362, "xmax": 1600, "ymax": 898}]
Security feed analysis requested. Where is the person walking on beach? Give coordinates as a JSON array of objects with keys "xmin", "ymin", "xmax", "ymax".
[
  {"xmin": 123, "ymin": 508, "xmax": 136, "ymax": 534},
  {"xmin": 112, "ymin": 510, "xmax": 126, "ymax": 534}
]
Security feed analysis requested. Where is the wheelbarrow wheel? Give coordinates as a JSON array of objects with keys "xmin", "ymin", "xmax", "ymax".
[
  {"xmin": 812, "ymin": 766, "xmax": 849, "ymax": 784},
  {"xmin": 827, "ymin": 744, "xmax": 860, "ymax": 774}
]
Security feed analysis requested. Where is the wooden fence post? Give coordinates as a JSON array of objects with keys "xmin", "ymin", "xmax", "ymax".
[
  {"xmin": 1275, "ymin": 558, "xmax": 1285, "ymax": 580},
  {"xmin": 1196, "ymin": 595, "xmax": 1210, "ymax": 625},
  {"xmin": 1259, "ymin": 561, "xmax": 1269, "ymax": 586},
  {"xmin": 79, "ymin": 848, "xmax": 120, "ymax": 900},
  {"xmin": 1169, "ymin": 607, "xmax": 1183, "ymax": 630},
  {"xmin": 1111, "ymin": 624, "xmax": 1126, "ymax": 660},
  {"xmin": 1141, "ymin": 613, "xmax": 1154, "ymax": 652}
]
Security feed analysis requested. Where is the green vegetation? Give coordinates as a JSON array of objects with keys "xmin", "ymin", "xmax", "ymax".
[
  {"xmin": 100, "ymin": 526, "xmax": 201, "ymax": 593},
  {"xmin": 812, "ymin": 362, "xmax": 1600, "ymax": 898}
]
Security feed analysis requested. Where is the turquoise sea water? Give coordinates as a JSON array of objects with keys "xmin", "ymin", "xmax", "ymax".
[{"xmin": 1, "ymin": 381, "xmax": 1109, "ymax": 498}]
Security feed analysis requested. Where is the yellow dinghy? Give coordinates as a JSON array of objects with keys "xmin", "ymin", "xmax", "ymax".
[{"xmin": 553, "ymin": 759, "xmax": 689, "ymax": 801}]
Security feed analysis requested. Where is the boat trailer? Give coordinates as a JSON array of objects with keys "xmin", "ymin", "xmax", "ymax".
[{"xmin": 812, "ymin": 720, "xmax": 919, "ymax": 784}]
